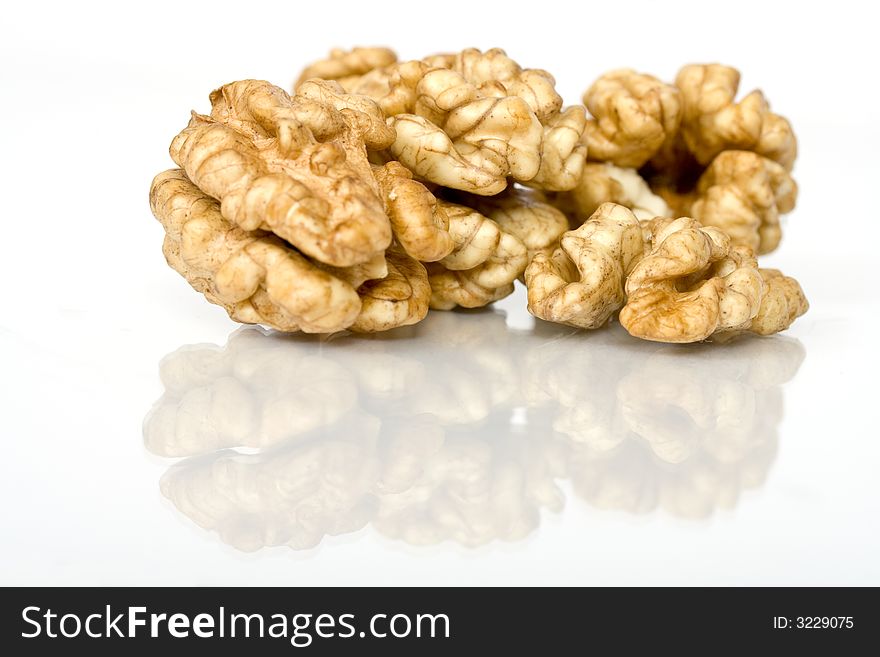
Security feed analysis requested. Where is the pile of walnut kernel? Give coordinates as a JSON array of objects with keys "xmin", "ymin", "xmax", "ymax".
[{"xmin": 150, "ymin": 47, "xmax": 807, "ymax": 343}]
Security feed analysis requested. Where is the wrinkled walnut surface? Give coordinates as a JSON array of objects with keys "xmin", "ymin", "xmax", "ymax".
[
  {"xmin": 426, "ymin": 200, "xmax": 528, "ymax": 309},
  {"xmin": 525, "ymin": 203, "xmax": 644, "ymax": 328},
  {"xmin": 318, "ymin": 47, "xmax": 587, "ymax": 195},
  {"xmin": 582, "ymin": 69, "xmax": 681, "ymax": 169},
  {"xmin": 676, "ymin": 64, "xmax": 797, "ymax": 170},
  {"xmin": 690, "ymin": 150, "xmax": 797, "ymax": 254},
  {"xmin": 150, "ymin": 169, "xmax": 430, "ymax": 334},
  {"xmin": 150, "ymin": 55, "xmax": 807, "ymax": 340},
  {"xmin": 551, "ymin": 162, "xmax": 670, "ymax": 225},
  {"xmin": 454, "ymin": 186, "xmax": 569, "ymax": 261},
  {"xmin": 295, "ymin": 46, "xmax": 397, "ymax": 90},
  {"xmin": 620, "ymin": 216, "xmax": 807, "ymax": 342},
  {"xmin": 372, "ymin": 161, "xmax": 454, "ymax": 262},
  {"xmin": 151, "ymin": 169, "xmax": 361, "ymax": 333},
  {"xmin": 170, "ymin": 79, "xmax": 394, "ymax": 268},
  {"xmin": 577, "ymin": 63, "xmax": 798, "ymax": 253}
]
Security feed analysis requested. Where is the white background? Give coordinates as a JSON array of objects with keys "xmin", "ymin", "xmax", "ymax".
[{"xmin": 1, "ymin": 0, "xmax": 878, "ymax": 585}]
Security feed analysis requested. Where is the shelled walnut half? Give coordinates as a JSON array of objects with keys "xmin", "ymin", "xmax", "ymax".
[
  {"xmin": 524, "ymin": 203, "xmax": 644, "ymax": 328},
  {"xmin": 301, "ymin": 47, "xmax": 588, "ymax": 195},
  {"xmin": 150, "ymin": 169, "xmax": 430, "ymax": 333},
  {"xmin": 150, "ymin": 79, "xmax": 438, "ymax": 333},
  {"xmin": 577, "ymin": 64, "xmax": 798, "ymax": 254},
  {"xmin": 619, "ymin": 216, "xmax": 807, "ymax": 342}
]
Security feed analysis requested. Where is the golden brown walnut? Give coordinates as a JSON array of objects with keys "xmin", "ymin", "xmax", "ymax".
[
  {"xmin": 371, "ymin": 161, "xmax": 454, "ymax": 262},
  {"xmin": 150, "ymin": 169, "xmax": 362, "ymax": 333},
  {"xmin": 620, "ymin": 217, "xmax": 807, "ymax": 342},
  {"xmin": 551, "ymin": 162, "xmax": 670, "ymax": 225},
  {"xmin": 749, "ymin": 269, "xmax": 809, "ymax": 336},
  {"xmin": 524, "ymin": 203, "xmax": 644, "ymax": 328},
  {"xmin": 426, "ymin": 201, "xmax": 528, "ymax": 309},
  {"xmin": 343, "ymin": 48, "xmax": 587, "ymax": 194},
  {"xmin": 689, "ymin": 150, "xmax": 797, "ymax": 254},
  {"xmin": 578, "ymin": 64, "xmax": 798, "ymax": 253},
  {"xmin": 349, "ymin": 247, "xmax": 430, "ymax": 332},
  {"xmin": 676, "ymin": 64, "xmax": 797, "ymax": 170},
  {"xmin": 169, "ymin": 79, "xmax": 394, "ymax": 268},
  {"xmin": 468, "ymin": 187, "xmax": 569, "ymax": 261},
  {"xmin": 295, "ymin": 47, "xmax": 397, "ymax": 90},
  {"xmin": 582, "ymin": 69, "xmax": 681, "ymax": 168},
  {"xmin": 528, "ymin": 106, "xmax": 588, "ymax": 190},
  {"xmin": 151, "ymin": 169, "xmax": 429, "ymax": 334},
  {"xmin": 343, "ymin": 59, "xmax": 425, "ymax": 112}
]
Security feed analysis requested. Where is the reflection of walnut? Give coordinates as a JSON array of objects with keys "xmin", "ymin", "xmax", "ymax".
[
  {"xmin": 551, "ymin": 162, "xmax": 670, "ymax": 224},
  {"xmin": 616, "ymin": 342, "xmax": 794, "ymax": 464},
  {"xmin": 295, "ymin": 46, "xmax": 397, "ymax": 90},
  {"xmin": 426, "ymin": 201, "xmax": 528, "ymax": 309},
  {"xmin": 374, "ymin": 430, "xmax": 547, "ymax": 547},
  {"xmin": 346, "ymin": 310, "xmax": 520, "ymax": 423},
  {"xmin": 341, "ymin": 48, "xmax": 587, "ymax": 194},
  {"xmin": 144, "ymin": 328, "xmax": 360, "ymax": 456},
  {"xmin": 529, "ymin": 329, "xmax": 803, "ymax": 518},
  {"xmin": 582, "ymin": 69, "xmax": 681, "ymax": 168},
  {"xmin": 525, "ymin": 203, "xmax": 644, "ymax": 328},
  {"xmin": 145, "ymin": 313, "xmax": 551, "ymax": 549},
  {"xmin": 145, "ymin": 308, "xmax": 807, "ymax": 549},
  {"xmin": 676, "ymin": 64, "xmax": 797, "ymax": 170},
  {"xmin": 518, "ymin": 322, "xmax": 805, "ymax": 518},
  {"xmin": 620, "ymin": 217, "xmax": 806, "ymax": 342},
  {"xmin": 690, "ymin": 150, "xmax": 797, "ymax": 254},
  {"xmin": 521, "ymin": 330, "xmax": 634, "ymax": 450},
  {"xmin": 159, "ymin": 412, "xmax": 383, "ymax": 551}
]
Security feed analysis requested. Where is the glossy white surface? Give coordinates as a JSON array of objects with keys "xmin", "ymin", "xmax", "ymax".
[{"xmin": 2, "ymin": 0, "xmax": 878, "ymax": 585}]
